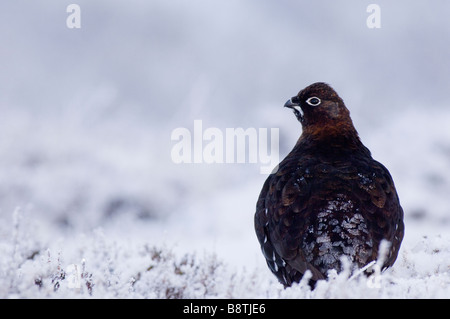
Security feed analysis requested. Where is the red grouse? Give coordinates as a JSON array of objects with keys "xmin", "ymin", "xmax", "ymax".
[{"xmin": 255, "ymin": 82, "xmax": 404, "ymax": 287}]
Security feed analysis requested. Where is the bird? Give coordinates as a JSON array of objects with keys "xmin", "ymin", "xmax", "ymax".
[{"xmin": 254, "ymin": 82, "xmax": 404, "ymax": 288}]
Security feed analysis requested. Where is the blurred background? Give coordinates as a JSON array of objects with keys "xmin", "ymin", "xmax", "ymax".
[{"xmin": 0, "ymin": 0, "xmax": 449, "ymax": 267}]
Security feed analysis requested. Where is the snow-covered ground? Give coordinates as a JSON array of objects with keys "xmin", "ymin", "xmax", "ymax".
[{"xmin": 0, "ymin": 1, "xmax": 449, "ymax": 298}]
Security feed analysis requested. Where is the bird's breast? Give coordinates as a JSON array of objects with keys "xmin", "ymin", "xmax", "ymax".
[{"xmin": 301, "ymin": 194, "xmax": 374, "ymax": 272}]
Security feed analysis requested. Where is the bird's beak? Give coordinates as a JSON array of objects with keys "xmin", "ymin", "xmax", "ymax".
[
  {"xmin": 284, "ymin": 98, "xmax": 299, "ymax": 109},
  {"xmin": 284, "ymin": 97, "xmax": 304, "ymax": 123}
]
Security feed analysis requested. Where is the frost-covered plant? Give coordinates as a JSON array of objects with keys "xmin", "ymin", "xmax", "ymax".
[{"xmin": 1, "ymin": 209, "xmax": 449, "ymax": 298}]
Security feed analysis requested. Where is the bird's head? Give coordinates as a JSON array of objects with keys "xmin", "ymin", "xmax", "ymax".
[
  {"xmin": 284, "ymin": 82, "xmax": 356, "ymax": 139},
  {"xmin": 284, "ymin": 82, "xmax": 349, "ymax": 125}
]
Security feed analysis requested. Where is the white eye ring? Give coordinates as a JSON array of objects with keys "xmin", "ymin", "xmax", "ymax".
[{"xmin": 306, "ymin": 97, "xmax": 321, "ymax": 106}]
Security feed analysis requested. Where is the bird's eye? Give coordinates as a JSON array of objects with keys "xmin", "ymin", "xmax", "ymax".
[{"xmin": 306, "ymin": 97, "xmax": 321, "ymax": 106}]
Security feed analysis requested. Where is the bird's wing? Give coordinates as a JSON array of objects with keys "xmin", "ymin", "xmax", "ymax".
[
  {"xmin": 351, "ymin": 159, "xmax": 405, "ymax": 267},
  {"xmin": 255, "ymin": 157, "xmax": 326, "ymax": 283}
]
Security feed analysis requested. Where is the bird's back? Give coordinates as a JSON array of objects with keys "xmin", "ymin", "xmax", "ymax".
[{"xmin": 255, "ymin": 140, "xmax": 404, "ymax": 286}]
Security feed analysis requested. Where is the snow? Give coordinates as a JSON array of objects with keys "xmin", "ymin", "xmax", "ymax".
[{"xmin": 0, "ymin": 1, "xmax": 450, "ymax": 298}]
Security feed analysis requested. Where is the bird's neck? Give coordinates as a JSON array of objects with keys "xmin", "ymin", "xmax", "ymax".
[{"xmin": 295, "ymin": 121, "xmax": 370, "ymax": 157}]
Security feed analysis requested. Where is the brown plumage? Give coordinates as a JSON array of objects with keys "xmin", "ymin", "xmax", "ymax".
[{"xmin": 254, "ymin": 82, "xmax": 404, "ymax": 287}]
